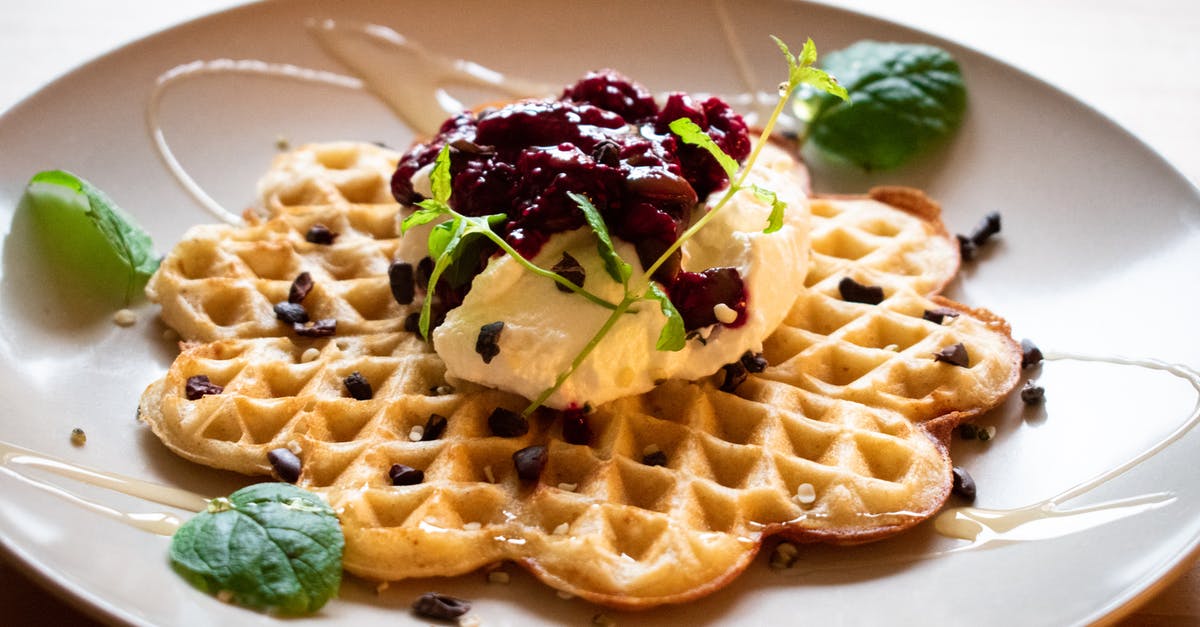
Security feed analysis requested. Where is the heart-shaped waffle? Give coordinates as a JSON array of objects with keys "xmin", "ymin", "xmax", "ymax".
[{"xmin": 141, "ymin": 143, "xmax": 1020, "ymax": 608}]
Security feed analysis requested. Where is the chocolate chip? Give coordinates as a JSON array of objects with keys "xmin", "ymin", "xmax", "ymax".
[
  {"xmin": 1020, "ymin": 338, "xmax": 1043, "ymax": 369},
  {"xmin": 388, "ymin": 261, "xmax": 416, "ymax": 305},
  {"xmin": 951, "ymin": 466, "xmax": 976, "ymax": 502},
  {"xmin": 551, "ymin": 252, "xmax": 586, "ymax": 293},
  {"xmin": 957, "ymin": 423, "xmax": 979, "ymax": 440},
  {"xmin": 740, "ymin": 351, "xmax": 768, "ymax": 374},
  {"xmin": 957, "ymin": 234, "xmax": 976, "ymax": 262},
  {"xmin": 561, "ymin": 409, "xmax": 591, "ymax": 445},
  {"xmin": 642, "ymin": 451, "xmax": 668, "ymax": 467},
  {"xmin": 404, "ymin": 311, "xmax": 421, "ymax": 333},
  {"xmin": 476, "ymin": 321, "xmax": 504, "ymax": 364},
  {"xmin": 934, "ymin": 342, "xmax": 970, "ymax": 368},
  {"xmin": 343, "ymin": 371, "xmax": 373, "ymax": 400},
  {"xmin": 720, "ymin": 360, "xmax": 748, "ymax": 392},
  {"xmin": 288, "ymin": 271, "xmax": 314, "ymax": 304},
  {"xmin": 591, "ymin": 139, "xmax": 620, "ymax": 166},
  {"xmin": 922, "ymin": 307, "xmax": 960, "ymax": 325},
  {"xmin": 1020, "ymin": 381, "xmax": 1045, "ymax": 404},
  {"xmin": 305, "ymin": 224, "xmax": 337, "ymax": 245},
  {"xmin": 970, "ymin": 212, "xmax": 1002, "ymax": 246},
  {"xmin": 838, "ymin": 277, "xmax": 884, "ymax": 305},
  {"xmin": 388, "ymin": 463, "xmax": 424, "ymax": 486},
  {"xmin": 268, "ymin": 448, "xmax": 302, "ymax": 483},
  {"xmin": 185, "ymin": 375, "xmax": 224, "ymax": 400},
  {"xmin": 294, "ymin": 318, "xmax": 337, "ymax": 337},
  {"xmin": 274, "ymin": 301, "xmax": 309, "ymax": 325},
  {"xmin": 416, "ymin": 256, "xmax": 434, "ymax": 286},
  {"xmin": 488, "ymin": 407, "xmax": 528, "ymax": 438},
  {"xmin": 512, "ymin": 445, "xmax": 548, "ymax": 482},
  {"xmin": 421, "ymin": 414, "xmax": 448, "ymax": 441},
  {"xmin": 412, "ymin": 592, "xmax": 470, "ymax": 620}
]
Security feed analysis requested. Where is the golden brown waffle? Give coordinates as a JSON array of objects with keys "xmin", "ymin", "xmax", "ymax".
[
  {"xmin": 140, "ymin": 155, "xmax": 1020, "ymax": 607},
  {"xmin": 256, "ymin": 141, "xmax": 401, "ymax": 213}
]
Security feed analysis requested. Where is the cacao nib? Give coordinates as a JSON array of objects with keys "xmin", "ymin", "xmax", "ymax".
[
  {"xmin": 305, "ymin": 224, "xmax": 337, "ymax": 245},
  {"xmin": 389, "ymin": 464, "xmax": 424, "ymax": 486},
  {"xmin": 343, "ymin": 371, "xmax": 373, "ymax": 400},
  {"xmin": 838, "ymin": 277, "xmax": 884, "ymax": 305},
  {"xmin": 412, "ymin": 592, "xmax": 470, "ymax": 620},
  {"xmin": 561, "ymin": 408, "xmax": 591, "ymax": 445},
  {"xmin": 388, "ymin": 261, "xmax": 416, "ymax": 305},
  {"xmin": 288, "ymin": 272, "xmax": 314, "ymax": 304},
  {"xmin": 934, "ymin": 342, "xmax": 970, "ymax": 368},
  {"xmin": 488, "ymin": 407, "xmax": 528, "ymax": 438},
  {"xmin": 294, "ymin": 318, "xmax": 337, "ymax": 337},
  {"xmin": 273, "ymin": 301, "xmax": 308, "ymax": 325},
  {"xmin": 1020, "ymin": 339, "xmax": 1044, "ymax": 369},
  {"xmin": 512, "ymin": 445, "xmax": 549, "ymax": 482},
  {"xmin": 952, "ymin": 466, "xmax": 977, "ymax": 502},
  {"xmin": 185, "ymin": 375, "xmax": 224, "ymax": 400},
  {"xmin": 421, "ymin": 414, "xmax": 449, "ymax": 441},
  {"xmin": 476, "ymin": 321, "xmax": 504, "ymax": 364},
  {"xmin": 268, "ymin": 448, "xmax": 302, "ymax": 483},
  {"xmin": 551, "ymin": 252, "xmax": 586, "ymax": 293}
]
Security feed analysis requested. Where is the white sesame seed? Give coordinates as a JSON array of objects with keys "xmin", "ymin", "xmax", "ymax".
[
  {"xmin": 556, "ymin": 590, "xmax": 575, "ymax": 600},
  {"xmin": 712, "ymin": 303, "xmax": 738, "ymax": 324},
  {"xmin": 113, "ymin": 309, "xmax": 137, "ymax": 327},
  {"xmin": 557, "ymin": 482, "xmax": 578, "ymax": 492},
  {"xmin": 434, "ymin": 385, "xmax": 454, "ymax": 395},
  {"xmin": 300, "ymin": 347, "xmax": 321, "ymax": 363},
  {"xmin": 698, "ymin": 325, "xmax": 714, "ymax": 340},
  {"xmin": 487, "ymin": 570, "xmax": 510, "ymax": 584},
  {"xmin": 794, "ymin": 483, "xmax": 817, "ymax": 505},
  {"xmin": 883, "ymin": 343, "xmax": 899, "ymax": 352},
  {"xmin": 483, "ymin": 465, "xmax": 496, "ymax": 483},
  {"xmin": 984, "ymin": 425, "xmax": 997, "ymax": 439},
  {"xmin": 552, "ymin": 522, "xmax": 569, "ymax": 535},
  {"xmin": 463, "ymin": 522, "xmax": 482, "ymax": 531},
  {"xmin": 642, "ymin": 443, "xmax": 660, "ymax": 456},
  {"xmin": 375, "ymin": 581, "xmax": 389, "ymax": 594},
  {"xmin": 770, "ymin": 541, "xmax": 800, "ymax": 569},
  {"xmin": 408, "ymin": 425, "xmax": 425, "ymax": 442}
]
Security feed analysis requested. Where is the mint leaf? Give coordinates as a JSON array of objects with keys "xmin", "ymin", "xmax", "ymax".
[
  {"xmin": 771, "ymin": 36, "xmax": 849, "ymax": 102},
  {"xmin": 752, "ymin": 185, "xmax": 787, "ymax": 233},
  {"xmin": 668, "ymin": 118, "xmax": 739, "ymax": 178},
  {"xmin": 645, "ymin": 283, "xmax": 686, "ymax": 351},
  {"xmin": 805, "ymin": 41, "xmax": 966, "ymax": 170},
  {"xmin": 169, "ymin": 483, "xmax": 343, "ymax": 615},
  {"xmin": 568, "ymin": 191, "xmax": 631, "ymax": 285},
  {"xmin": 429, "ymin": 145, "xmax": 453, "ymax": 203},
  {"xmin": 23, "ymin": 170, "xmax": 159, "ymax": 304},
  {"xmin": 402, "ymin": 201, "xmax": 449, "ymax": 234},
  {"xmin": 420, "ymin": 218, "xmax": 467, "ymax": 337}
]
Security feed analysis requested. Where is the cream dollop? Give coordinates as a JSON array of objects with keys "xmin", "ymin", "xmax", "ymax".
[{"xmin": 428, "ymin": 140, "xmax": 810, "ymax": 409}]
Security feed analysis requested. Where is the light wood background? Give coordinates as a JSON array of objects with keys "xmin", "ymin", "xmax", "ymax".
[{"xmin": 1, "ymin": 1, "xmax": 1196, "ymax": 624}]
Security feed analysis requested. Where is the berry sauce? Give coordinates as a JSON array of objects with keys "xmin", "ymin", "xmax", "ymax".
[{"xmin": 392, "ymin": 70, "xmax": 752, "ymax": 331}]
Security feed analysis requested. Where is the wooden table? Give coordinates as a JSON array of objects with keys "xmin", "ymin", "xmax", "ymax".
[{"xmin": 1, "ymin": 1, "xmax": 1196, "ymax": 624}]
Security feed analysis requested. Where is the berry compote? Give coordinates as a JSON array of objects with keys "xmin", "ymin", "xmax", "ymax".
[{"xmin": 392, "ymin": 70, "xmax": 753, "ymax": 331}]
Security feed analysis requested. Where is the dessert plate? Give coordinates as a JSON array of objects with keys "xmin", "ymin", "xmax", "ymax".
[{"xmin": 1, "ymin": 0, "xmax": 1198, "ymax": 625}]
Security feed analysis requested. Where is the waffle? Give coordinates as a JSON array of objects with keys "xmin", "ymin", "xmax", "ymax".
[
  {"xmin": 140, "ymin": 142, "xmax": 1021, "ymax": 607},
  {"xmin": 256, "ymin": 141, "xmax": 401, "ymax": 214}
]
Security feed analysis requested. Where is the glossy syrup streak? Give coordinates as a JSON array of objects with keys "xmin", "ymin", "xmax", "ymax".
[{"xmin": 128, "ymin": 18, "xmax": 1200, "ymax": 559}]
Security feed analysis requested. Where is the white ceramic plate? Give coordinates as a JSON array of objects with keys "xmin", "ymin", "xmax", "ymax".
[{"xmin": 2, "ymin": 1, "xmax": 1199, "ymax": 625}]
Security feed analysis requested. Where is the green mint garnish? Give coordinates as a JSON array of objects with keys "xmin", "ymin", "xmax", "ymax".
[
  {"xmin": 646, "ymin": 283, "xmax": 686, "ymax": 351},
  {"xmin": 169, "ymin": 483, "xmax": 344, "ymax": 616},
  {"xmin": 668, "ymin": 118, "xmax": 740, "ymax": 178},
  {"xmin": 752, "ymin": 185, "xmax": 787, "ymax": 234},
  {"xmin": 800, "ymin": 41, "xmax": 965, "ymax": 170},
  {"xmin": 20, "ymin": 170, "xmax": 159, "ymax": 305},
  {"xmin": 568, "ymin": 191, "xmax": 631, "ymax": 285}
]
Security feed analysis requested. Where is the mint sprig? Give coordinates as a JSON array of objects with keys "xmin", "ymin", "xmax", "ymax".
[
  {"xmin": 567, "ymin": 191, "xmax": 631, "ymax": 285},
  {"xmin": 169, "ymin": 483, "xmax": 344, "ymax": 615}
]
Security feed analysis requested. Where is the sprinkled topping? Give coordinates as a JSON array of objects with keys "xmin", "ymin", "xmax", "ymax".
[
  {"xmin": 389, "ymin": 464, "xmax": 424, "ymax": 486},
  {"xmin": 713, "ymin": 302, "xmax": 738, "ymax": 324},
  {"xmin": 294, "ymin": 318, "xmax": 337, "ymax": 337},
  {"xmin": 300, "ymin": 347, "xmax": 321, "ymax": 363},
  {"xmin": 740, "ymin": 351, "xmax": 768, "ymax": 373},
  {"xmin": 268, "ymin": 448, "xmax": 302, "ymax": 483},
  {"xmin": 388, "ymin": 261, "xmax": 416, "ymax": 305},
  {"xmin": 343, "ymin": 371, "xmax": 373, "ymax": 400},
  {"xmin": 375, "ymin": 581, "xmax": 389, "ymax": 594},
  {"xmin": 416, "ymin": 256, "xmax": 434, "ymax": 286},
  {"xmin": 957, "ymin": 423, "xmax": 979, "ymax": 440},
  {"xmin": 483, "ymin": 465, "xmax": 496, "ymax": 484},
  {"xmin": 970, "ymin": 211, "xmax": 1002, "ymax": 246},
  {"xmin": 1020, "ymin": 338, "xmax": 1044, "ymax": 369},
  {"xmin": 552, "ymin": 522, "xmax": 569, "ymax": 535},
  {"xmin": 979, "ymin": 425, "xmax": 996, "ymax": 441},
  {"xmin": 274, "ymin": 302, "xmax": 309, "ymax": 325},
  {"xmin": 432, "ymin": 384, "xmax": 455, "ymax": 396},
  {"xmin": 952, "ymin": 466, "xmax": 976, "ymax": 502},
  {"xmin": 305, "ymin": 224, "xmax": 337, "ymax": 245},
  {"xmin": 476, "ymin": 321, "xmax": 504, "ymax": 364},
  {"xmin": 957, "ymin": 234, "xmax": 976, "ymax": 262},
  {"xmin": 838, "ymin": 277, "xmax": 884, "ymax": 305},
  {"xmin": 793, "ymin": 483, "xmax": 817, "ymax": 505},
  {"xmin": 1021, "ymin": 381, "xmax": 1046, "ymax": 404},
  {"xmin": 421, "ymin": 414, "xmax": 448, "ymax": 441},
  {"xmin": 551, "ymin": 252, "xmax": 586, "ymax": 293},
  {"xmin": 561, "ymin": 408, "xmax": 591, "ymax": 445},
  {"xmin": 557, "ymin": 591, "xmax": 575, "ymax": 600},
  {"xmin": 113, "ymin": 309, "xmax": 137, "ymax": 327},
  {"xmin": 513, "ymin": 445, "xmax": 549, "ymax": 482},
  {"xmin": 412, "ymin": 592, "xmax": 470, "ymax": 621},
  {"xmin": 70, "ymin": 427, "xmax": 87, "ymax": 446},
  {"xmin": 558, "ymin": 482, "xmax": 578, "ymax": 492},
  {"xmin": 922, "ymin": 307, "xmax": 960, "ymax": 325},
  {"xmin": 720, "ymin": 360, "xmax": 748, "ymax": 392},
  {"xmin": 934, "ymin": 342, "xmax": 970, "ymax": 368},
  {"xmin": 185, "ymin": 374, "xmax": 224, "ymax": 400},
  {"xmin": 642, "ymin": 450, "xmax": 668, "ymax": 467},
  {"xmin": 488, "ymin": 407, "xmax": 529, "ymax": 438},
  {"xmin": 408, "ymin": 426, "xmax": 425, "ymax": 442},
  {"xmin": 288, "ymin": 271, "xmax": 314, "ymax": 304}
]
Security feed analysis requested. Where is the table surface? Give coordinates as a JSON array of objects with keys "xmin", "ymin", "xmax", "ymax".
[{"xmin": 1, "ymin": 1, "xmax": 1197, "ymax": 625}]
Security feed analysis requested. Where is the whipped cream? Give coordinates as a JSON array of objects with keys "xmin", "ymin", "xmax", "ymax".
[{"xmin": 429, "ymin": 140, "xmax": 810, "ymax": 409}]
